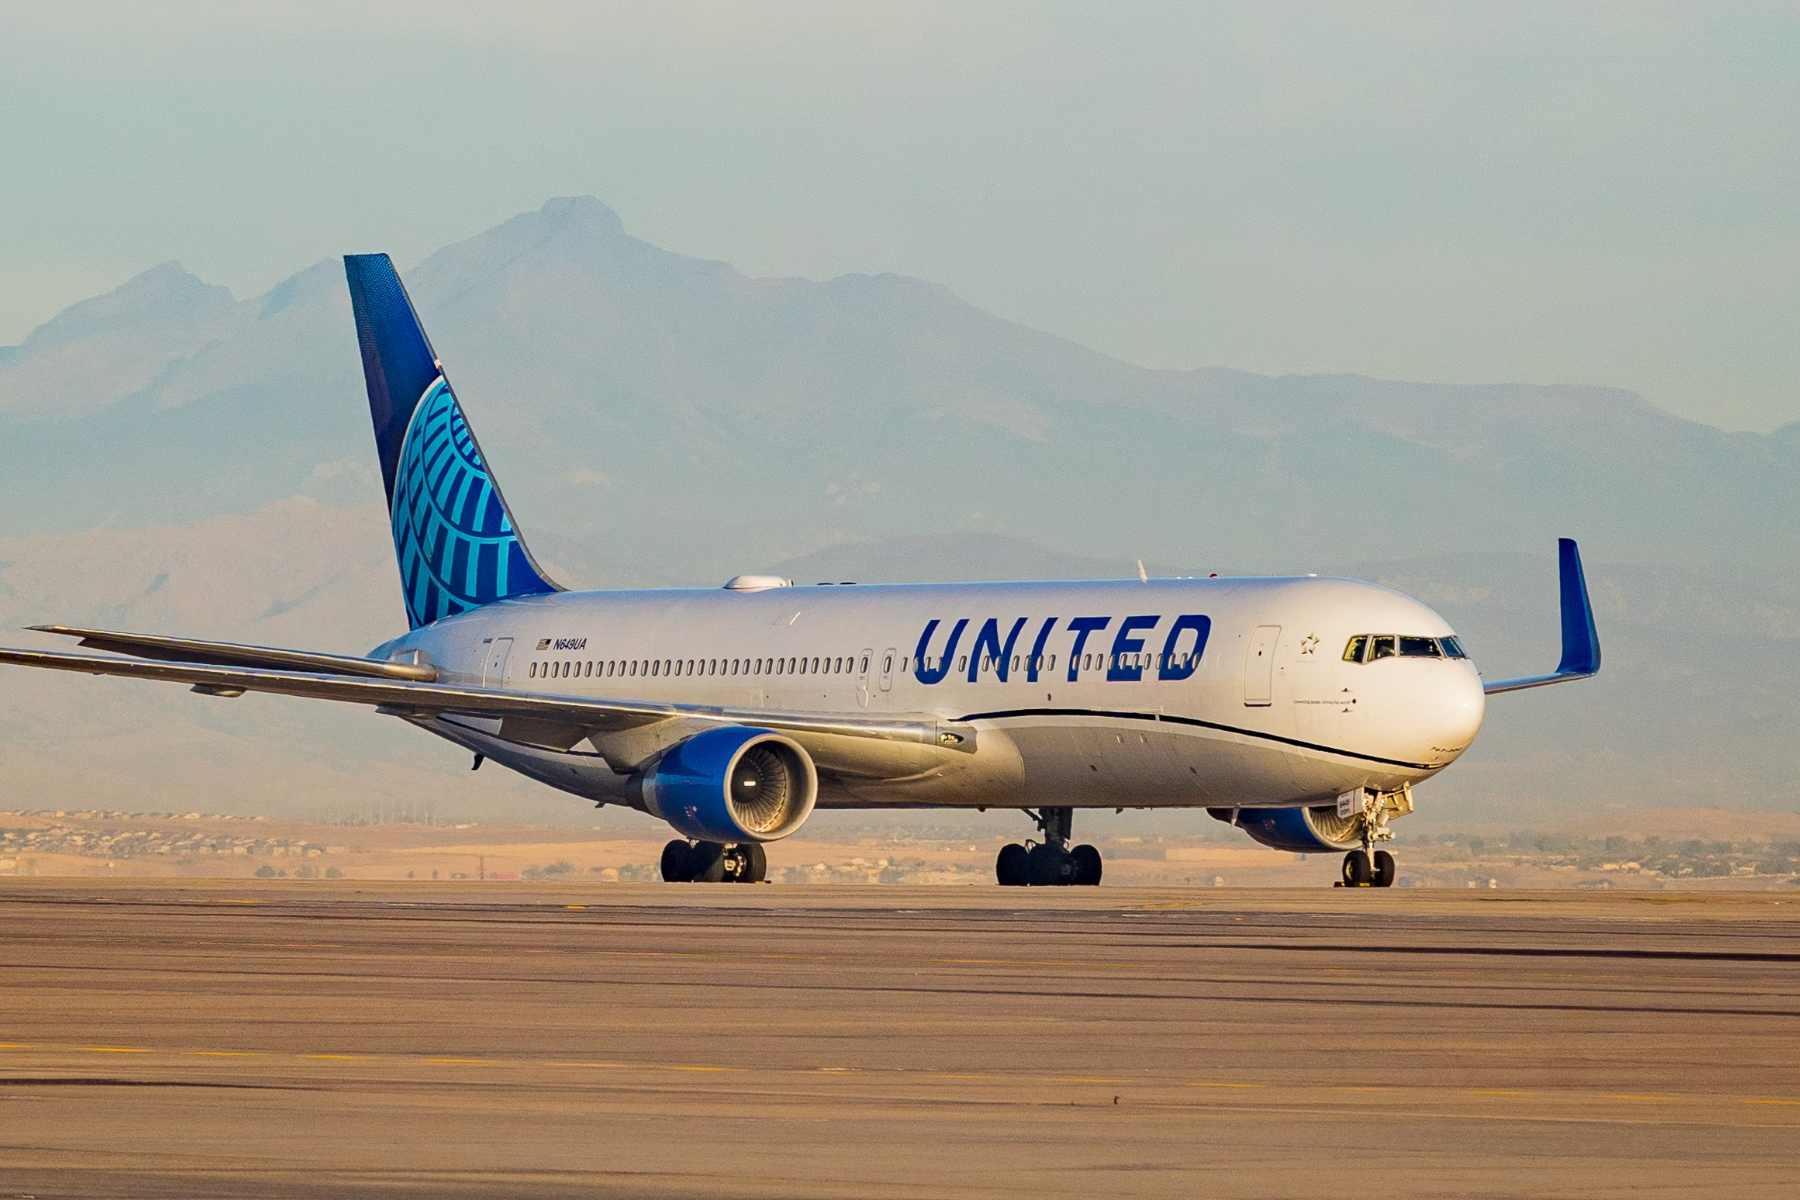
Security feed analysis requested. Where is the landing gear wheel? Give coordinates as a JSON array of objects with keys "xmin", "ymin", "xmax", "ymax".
[
  {"xmin": 996, "ymin": 843, "xmax": 1030, "ymax": 887},
  {"xmin": 689, "ymin": 842, "xmax": 727, "ymax": 883},
  {"xmin": 1371, "ymin": 849, "xmax": 1396, "ymax": 888},
  {"xmin": 660, "ymin": 839, "xmax": 694, "ymax": 883},
  {"xmin": 1028, "ymin": 842, "xmax": 1071, "ymax": 887},
  {"xmin": 1070, "ymin": 844, "xmax": 1103, "ymax": 886},
  {"xmin": 726, "ymin": 842, "xmax": 767, "ymax": 884},
  {"xmin": 1342, "ymin": 849, "xmax": 1373, "ymax": 887}
]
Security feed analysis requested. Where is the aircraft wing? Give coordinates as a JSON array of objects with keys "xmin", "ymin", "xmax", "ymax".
[
  {"xmin": 1481, "ymin": 538, "xmax": 1603, "ymax": 695},
  {"xmin": 26, "ymin": 625, "xmax": 439, "ymax": 681},
  {"xmin": 0, "ymin": 645, "xmax": 968, "ymax": 755}
]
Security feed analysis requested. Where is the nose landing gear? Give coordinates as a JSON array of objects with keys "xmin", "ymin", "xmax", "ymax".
[
  {"xmin": 996, "ymin": 807, "xmax": 1103, "ymax": 886},
  {"xmin": 1341, "ymin": 847, "xmax": 1396, "ymax": 888},
  {"xmin": 1336, "ymin": 787, "xmax": 1409, "ymax": 887}
]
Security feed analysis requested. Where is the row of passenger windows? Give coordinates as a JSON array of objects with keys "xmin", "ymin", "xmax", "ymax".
[
  {"xmin": 1342, "ymin": 634, "xmax": 1468, "ymax": 663},
  {"xmin": 529, "ymin": 654, "xmax": 872, "ymax": 681},
  {"xmin": 526, "ymin": 648, "xmax": 1205, "ymax": 682}
]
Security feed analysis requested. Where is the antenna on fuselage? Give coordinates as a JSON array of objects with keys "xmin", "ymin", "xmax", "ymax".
[{"xmin": 1136, "ymin": 560, "xmax": 1148, "ymax": 584}]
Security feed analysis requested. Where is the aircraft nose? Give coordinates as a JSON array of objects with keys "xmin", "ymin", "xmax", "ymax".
[{"xmin": 1422, "ymin": 667, "xmax": 1486, "ymax": 763}]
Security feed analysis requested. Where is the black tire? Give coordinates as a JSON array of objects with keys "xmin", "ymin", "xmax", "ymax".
[
  {"xmin": 660, "ymin": 839, "xmax": 694, "ymax": 883},
  {"xmin": 1070, "ymin": 844, "xmax": 1103, "ymax": 886},
  {"xmin": 1342, "ymin": 850, "xmax": 1372, "ymax": 887},
  {"xmin": 740, "ymin": 842, "xmax": 768, "ymax": 884},
  {"xmin": 1372, "ymin": 849, "xmax": 1396, "ymax": 888},
  {"xmin": 1028, "ymin": 842, "xmax": 1069, "ymax": 887},
  {"xmin": 690, "ymin": 842, "xmax": 727, "ymax": 883},
  {"xmin": 995, "ymin": 842, "xmax": 1030, "ymax": 887}
]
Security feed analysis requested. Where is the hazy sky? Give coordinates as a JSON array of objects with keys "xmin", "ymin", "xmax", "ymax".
[{"xmin": 2, "ymin": 2, "xmax": 1796, "ymax": 431}]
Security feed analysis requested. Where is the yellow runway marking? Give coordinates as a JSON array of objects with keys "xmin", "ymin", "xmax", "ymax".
[
  {"xmin": 665, "ymin": 1065, "xmax": 736, "ymax": 1072},
  {"xmin": 1466, "ymin": 1089, "xmax": 1532, "ymax": 1095},
  {"xmin": 303, "ymin": 1054, "xmax": 370, "ymax": 1060},
  {"xmin": 1054, "ymin": 1077, "xmax": 1125, "ymax": 1083},
  {"xmin": 1187, "ymin": 1081, "xmax": 1260, "ymax": 1088},
  {"xmin": 1743, "ymin": 1098, "xmax": 1800, "ymax": 1106},
  {"xmin": 1608, "ymin": 1094, "xmax": 1675, "ymax": 1102},
  {"xmin": 424, "ymin": 1058, "xmax": 499, "ymax": 1065},
  {"xmin": 80, "ymin": 1046, "xmax": 149, "ymax": 1053},
  {"xmin": 191, "ymin": 1051, "xmax": 255, "ymax": 1058},
  {"xmin": 928, "ymin": 1073, "xmax": 992, "ymax": 1080}
]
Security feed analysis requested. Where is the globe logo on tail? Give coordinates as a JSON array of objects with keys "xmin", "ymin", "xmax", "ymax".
[{"xmin": 389, "ymin": 378, "xmax": 552, "ymax": 627}]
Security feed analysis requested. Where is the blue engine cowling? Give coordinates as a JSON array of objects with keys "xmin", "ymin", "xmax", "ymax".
[
  {"xmin": 641, "ymin": 727, "xmax": 818, "ymax": 844},
  {"xmin": 1208, "ymin": 805, "xmax": 1361, "ymax": 853}
]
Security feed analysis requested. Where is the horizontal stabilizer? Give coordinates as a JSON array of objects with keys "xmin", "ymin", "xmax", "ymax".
[
  {"xmin": 28, "ymin": 625, "xmax": 437, "ymax": 681},
  {"xmin": 1482, "ymin": 538, "xmax": 1602, "ymax": 695}
]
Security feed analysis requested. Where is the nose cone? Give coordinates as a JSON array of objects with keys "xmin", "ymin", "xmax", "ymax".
[{"xmin": 1421, "ymin": 666, "xmax": 1486, "ymax": 764}]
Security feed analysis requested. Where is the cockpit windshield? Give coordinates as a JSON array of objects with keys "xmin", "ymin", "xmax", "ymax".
[{"xmin": 1343, "ymin": 633, "xmax": 1468, "ymax": 663}]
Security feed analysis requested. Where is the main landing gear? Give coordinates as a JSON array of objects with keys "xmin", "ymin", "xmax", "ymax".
[
  {"xmin": 995, "ymin": 807, "xmax": 1102, "ymax": 887},
  {"xmin": 661, "ymin": 839, "xmax": 767, "ymax": 884}
]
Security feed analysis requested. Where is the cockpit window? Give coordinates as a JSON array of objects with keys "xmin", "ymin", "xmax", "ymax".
[{"xmin": 1345, "ymin": 633, "xmax": 1467, "ymax": 663}]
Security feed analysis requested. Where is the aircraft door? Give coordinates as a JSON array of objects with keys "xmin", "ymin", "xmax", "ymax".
[
  {"xmin": 879, "ymin": 647, "xmax": 897, "ymax": 693},
  {"xmin": 856, "ymin": 647, "xmax": 873, "ymax": 708},
  {"xmin": 1243, "ymin": 625, "xmax": 1280, "ymax": 707},
  {"xmin": 482, "ymin": 637, "xmax": 513, "ymax": 686}
]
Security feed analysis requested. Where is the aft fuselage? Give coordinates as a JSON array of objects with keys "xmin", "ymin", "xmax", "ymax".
[{"xmin": 377, "ymin": 575, "xmax": 1486, "ymax": 815}]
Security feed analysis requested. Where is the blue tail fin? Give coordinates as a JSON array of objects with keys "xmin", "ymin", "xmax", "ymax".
[{"xmin": 343, "ymin": 254, "xmax": 557, "ymax": 629}]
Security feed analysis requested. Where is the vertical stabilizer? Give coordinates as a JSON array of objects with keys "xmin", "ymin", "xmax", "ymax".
[{"xmin": 343, "ymin": 254, "xmax": 557, "ymax": 629}]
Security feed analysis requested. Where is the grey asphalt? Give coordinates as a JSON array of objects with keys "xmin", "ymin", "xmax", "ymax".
[{"xmin": 1, "ymin": 880, "xmax": 1796, "ymax": 1198}]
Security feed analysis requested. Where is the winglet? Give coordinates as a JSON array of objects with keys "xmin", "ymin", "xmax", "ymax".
[
  {"xmin": 1483, "ymin": 538, "xmax": 1602, "ymax": 695},
  {"xmin": 1555, "ymin": 537, "xmax": 1600, "ymax": 677}
]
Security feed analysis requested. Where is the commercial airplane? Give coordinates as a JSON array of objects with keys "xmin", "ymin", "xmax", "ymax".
[{"xmin": 0, "ymin": 255, "xmax": 1600, "ymax": 888}]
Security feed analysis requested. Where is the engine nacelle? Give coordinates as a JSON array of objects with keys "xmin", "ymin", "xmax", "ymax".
[
  {"xmin": 640, "ymin": 727, "xmax": 818, "ymax": 844},
  {"xmin": 1209, "ymin": 805, "xmax": 1362, "ymax": 853}
]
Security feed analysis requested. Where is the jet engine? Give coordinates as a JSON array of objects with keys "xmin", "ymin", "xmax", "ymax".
[
  {"xmin": 1209, "ymin": 804, "xmax": 1362, "ymax": 853},
  {"xmin": 639, "ymin": 727, "xmax": 818, "ymax": 844}
]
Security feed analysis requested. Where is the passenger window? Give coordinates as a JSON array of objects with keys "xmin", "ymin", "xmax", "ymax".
[
  {"xmin": 1343, "ymin": 635, "xmax": 1367, "ymax": 663},
  {"xmin": 860, "ymin": 655, "xmax": 870, "ymax": 673},
  {"xmin": 1399, "ymin": 636, "xmax": 1441, "ymax": 658},
  {"xmin": 1369, "ymin": 636, "xmax": 1397, "ymax": 661}
]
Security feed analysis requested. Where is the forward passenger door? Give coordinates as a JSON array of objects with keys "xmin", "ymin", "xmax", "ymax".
[{"xmin": 1243, "ymin": 625, "xmax": 1280, "ymax": 707}]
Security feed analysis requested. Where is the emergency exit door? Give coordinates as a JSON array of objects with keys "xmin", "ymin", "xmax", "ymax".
[{"xmin": 1243, "ymin": 625, "xmax": 1280, "ymax": 706}]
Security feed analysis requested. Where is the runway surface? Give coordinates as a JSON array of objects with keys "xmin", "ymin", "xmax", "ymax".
[{"xmin": 1, "ymin": 881, "xmax": 1797, "ymax": 1198}]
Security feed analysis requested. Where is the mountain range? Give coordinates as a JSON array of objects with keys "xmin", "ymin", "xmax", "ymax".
[{"xmin": 1, "ymin": 197, "xmax": 1795, "ymax": 830}]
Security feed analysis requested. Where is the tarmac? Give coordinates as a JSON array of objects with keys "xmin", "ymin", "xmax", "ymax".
[{"xmin": 1, "ymin": 880, "xmax": 1797, "ymax": 1198}]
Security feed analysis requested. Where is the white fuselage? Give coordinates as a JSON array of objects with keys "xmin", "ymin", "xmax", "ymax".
[{"xmin": 376, "ymin": 575, "xmax": 1486, "ymax": 816}]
